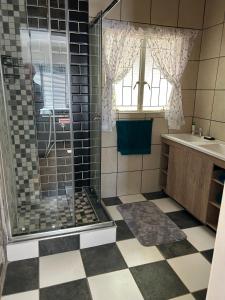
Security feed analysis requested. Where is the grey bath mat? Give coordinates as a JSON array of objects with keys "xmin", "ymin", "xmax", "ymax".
[{"xmin": 117, "ymin": 201, "xmax": 186, "ymax": 246}]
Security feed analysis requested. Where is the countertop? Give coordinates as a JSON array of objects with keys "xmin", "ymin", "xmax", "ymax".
[{"xmin": 161, "ymin": 133, "xmax": 225, "ymax": 162}]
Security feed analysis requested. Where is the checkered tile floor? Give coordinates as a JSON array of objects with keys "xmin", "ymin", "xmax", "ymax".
[
  {"xmin": 14, "ymin": 193, "xmax": 98, "ymax": 235},
  {"xmin": 3, "ymin": 193, "xmax": 215, "ymax": 300}
]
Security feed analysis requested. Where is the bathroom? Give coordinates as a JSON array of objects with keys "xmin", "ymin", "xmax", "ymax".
[{"xmin": 0, "ymin": 0, "xmax": 225, "ymax": 299}]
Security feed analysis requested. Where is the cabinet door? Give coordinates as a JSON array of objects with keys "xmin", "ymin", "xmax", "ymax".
[
  {"xmin": 166, "ymin": 145, "xmax": 188, "ymax": 207},
  {"xmin": 185, "ymin": 150, "xmax": 212, "ymax": 222}
]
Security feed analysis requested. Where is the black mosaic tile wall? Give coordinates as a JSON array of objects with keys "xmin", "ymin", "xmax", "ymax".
[
  {"xmin": 68, "ymin": 0, "xmax": 90, "ymax": 193},
  {"xmin": 0, "ymin": 0, "xmax": 41, "ymax": 205}
]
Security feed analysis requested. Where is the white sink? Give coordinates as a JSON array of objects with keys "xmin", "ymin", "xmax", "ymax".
[
  {"xmin": 171, "ymin": 134, "xmax": 203, "ymax": 143},
  {"xmin": 162, "ymin": 133, "xmax": 225, "ymax": 161},
  {"xmin": 199, "ymin": 143, "xmax": 225, "ymax": 156}
]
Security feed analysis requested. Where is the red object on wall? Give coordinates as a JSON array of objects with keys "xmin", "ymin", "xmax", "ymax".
[{"xmin": 59, "ymin": 118, "xmax": 70, "ymax": 125}]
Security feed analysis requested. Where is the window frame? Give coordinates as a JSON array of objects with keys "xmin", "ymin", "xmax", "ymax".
[{"xmin": 115, "ymin": 39, "xmax": 169, "ymax": 114}]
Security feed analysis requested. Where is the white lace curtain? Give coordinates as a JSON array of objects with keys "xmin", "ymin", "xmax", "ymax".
[
  {"xmin": 145, "ymin": 26, "xmax": 198, "ymax": 129},
  {"xmin": 102, "ymin": 20, "xmax": 143, "ymax": 131},
  {"xmin": 102, "ymin": 21, "xmax": 198, "ymax": 131}
]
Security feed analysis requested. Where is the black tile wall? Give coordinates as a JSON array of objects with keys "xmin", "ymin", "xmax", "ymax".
[
  {"xmin": 27, "ymin": 1, "xmax": 49, "ymax": 30},
  {"xmin": 69, "ymin": 0, "xmax": 90, "ymax": 192},
  {"xmin": 27, "ymin": 0, "xmax": 71, "ymax": 197},
  {"xmin": 26, "ymin": 0, "xmax": 90, "ymax": 195}
]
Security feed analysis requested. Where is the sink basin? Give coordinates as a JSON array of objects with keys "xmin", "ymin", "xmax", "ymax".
[
  {"xmin": 199, "ymin": 143, "xmax": 225, "ymax": 156},
  {"xmin": 171, "ymin": 134, "xmax": 203, "ymax": 142}
]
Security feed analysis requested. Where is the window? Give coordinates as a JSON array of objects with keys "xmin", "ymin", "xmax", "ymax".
[{"xmin": 114, "ymin": 39, "xmax": 172, "ymax": 112}]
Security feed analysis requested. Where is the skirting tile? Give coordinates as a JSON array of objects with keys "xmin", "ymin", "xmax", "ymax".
[
  {"xmin": 39, "ymin": 235, "xmax": 80, "ymax": 257},
  {"xmin": 7, "ymin": 241, "xmax": 39, "ymax": 262},
  {"xmin": 80, "ymin": 227, "xmax": 116, "ymax": 249},
  {"xmin": 8, "ymin": 226, "xmax": 116, "ymax": 261}
]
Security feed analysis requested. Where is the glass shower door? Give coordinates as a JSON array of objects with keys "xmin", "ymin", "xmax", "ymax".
[
  {"xmin": 89, "ymin": 14, "xmax": 102, "ymax": 202},
  {"xmin": 16, "ymin": 26, "xmax": 75, "ymax": 234}
]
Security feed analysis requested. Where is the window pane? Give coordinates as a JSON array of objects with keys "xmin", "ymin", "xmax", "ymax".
[
  {"xmin": 151, "ymin": 88, "xmax": 159, "ymax": 106},
  {"xmin": 114, "ymin": 81, "xmax": 122, "ymax": 106},
  {"xmin": 133, "ymin": 58, "xmax": 140, "ymax": 85},
  {"xmin": 143, "ymin": 46, "xmax": 172, "ymax": 111},
  {"xmin": 143, "ymin": 85, "xmax": 151, "ymax": 107},
  {"xmin": 132, "ymin": 87, "xmax": 138, "ymax": 108},
  {"xmin": 115, "ymin": 52, "xmax": 140, "ymax": 111},
  {"xmin": 159, "ymin": 79, "xmax": 168, "ymax": 106},
  {"xmin": 115, "ymin": 41, "xmax": 173, "ymax": 112},
  {"xmin": 144, "ymin": 49, "xmax": 153, "ymax": 83},
  {"xmin": 123, "ymin": 68, "xmax": 132, "ymax": 86},
  {"xmin": 167, "ymin": 83, "xmax": 173, "ymax": 101},
  {"xmin": 152, "ymin": 69, "xmax": 160, "ymax": 87},
  {"xmin": 123, "ymin": 87, "xmax": 132, "ymax": 106}
]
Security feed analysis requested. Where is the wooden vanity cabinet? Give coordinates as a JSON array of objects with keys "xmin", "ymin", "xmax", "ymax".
[
  {"xmin": 162, "ymin": 139, "xmax": 213, "ymax": 223},
  {"xmin": 166, "ymin": 145, "xmax": 189, "ymax": 208},
  {"xmin": 184, "ymin": 150, "xmax": 212, "ymax": 222}
]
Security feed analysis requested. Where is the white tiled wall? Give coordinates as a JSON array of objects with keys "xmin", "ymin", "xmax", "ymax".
[
  {"xmin": 151, "ymin": 0, "xmax": 179, "ymax": 27},
  {"xmin": 118, "ymin": 153, "xmax": 142, "ymax": 172},
  {"xmin": 89, "ymin": 0, "xmax": 205, "ymax": 197},
  {"xmin": 197, "ymin": 59, "xmax": 219, "ymax": 90},
  {"xmin": 141, "ymin": 169, "xmax": 161, "ymax": 193},
  {"xmin": 121, "ymin": 0, "xmax": 151, "ymax": 23},
  {"xmin": 89, "ymin": 0, "xmax": 206, "ymax": 30},
  {"xmin": 101, "ymin": 113, "xmax": 170, "ymax": 198},
  {"xmin": 212, "ymin": 91, "xmax": 225, "ymax": 122},
  {"xmin": 178, "ymin": 0, "xmax": 205, "ymax": 29},
  {"xmin": 101, "ymin": 173, "xmax": 117, "ymax": 198},
  {"xmin": 195, "ymin": 0, "xmax": 225, "ymax": 139},
  {"xmin": 194, "ymin": 90, "xmax": 214, "ymax": 119},
  {"xmin": 203, "ymin": 0, "xmax": 225, "ymax": 28},
  {"xmin": 117, "ymin": 171, "xmax": 142, "ymax": 196},
  {"xmin": 200, "ymin": 24, "xmax": 223, "ymax": 60}
]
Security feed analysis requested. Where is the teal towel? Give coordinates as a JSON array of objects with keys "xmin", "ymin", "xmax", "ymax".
[{"xmin": 116, "ymin": 120, "xmax": 153, "ymax": 155}]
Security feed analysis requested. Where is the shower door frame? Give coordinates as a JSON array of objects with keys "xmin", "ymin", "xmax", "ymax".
[{"xmin": 88, "ymin": 12, "xmax": 103, "ymax": 203}]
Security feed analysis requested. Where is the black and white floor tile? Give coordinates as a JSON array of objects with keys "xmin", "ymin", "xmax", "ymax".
[{"xmin": 3, "ymin": 193, "xmax": 215, "ymax": 300}]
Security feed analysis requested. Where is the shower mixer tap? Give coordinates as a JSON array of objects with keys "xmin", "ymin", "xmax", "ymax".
[{"xmin": 93, "ymin": 113, "xmax": 101, "ymax": 121}]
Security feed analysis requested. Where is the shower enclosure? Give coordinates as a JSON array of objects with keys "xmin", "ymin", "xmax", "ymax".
[{"xmin": 0, "ymin": 0, "xmax": 111, "ymax": 240}]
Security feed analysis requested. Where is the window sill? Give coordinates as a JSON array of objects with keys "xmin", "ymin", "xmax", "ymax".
[
  {"xmin": 116, "ymin": 110, "xmax": 166, "ymax": 115},
  {"xmin": 117, "ymin": 110, "xmax": 164, "ymax": 113}
]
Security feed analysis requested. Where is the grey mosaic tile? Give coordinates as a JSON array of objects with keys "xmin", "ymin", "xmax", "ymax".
[
  {"xmin": 14, "ymin": 192, "xmax": 98, "ymax": 235},
  {"xmin": 0, "ymin": 2, "xmax": 41, "ymax": 205}
]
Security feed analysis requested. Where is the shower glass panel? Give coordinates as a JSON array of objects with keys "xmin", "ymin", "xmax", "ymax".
[
  {"xmin": 27, "ymin": 29, "xmax": 75, "ymax": 233},
  {"xmin": 0, "ymin": 0, "xmax": 111, "ymax": 239},
  {"xmin": 89, "ymin": 14, "xmax": 102, "ymax": 203},
  {"xmin": 8, "ymin": 26, "xmax": 76, "ymax": 235}
]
